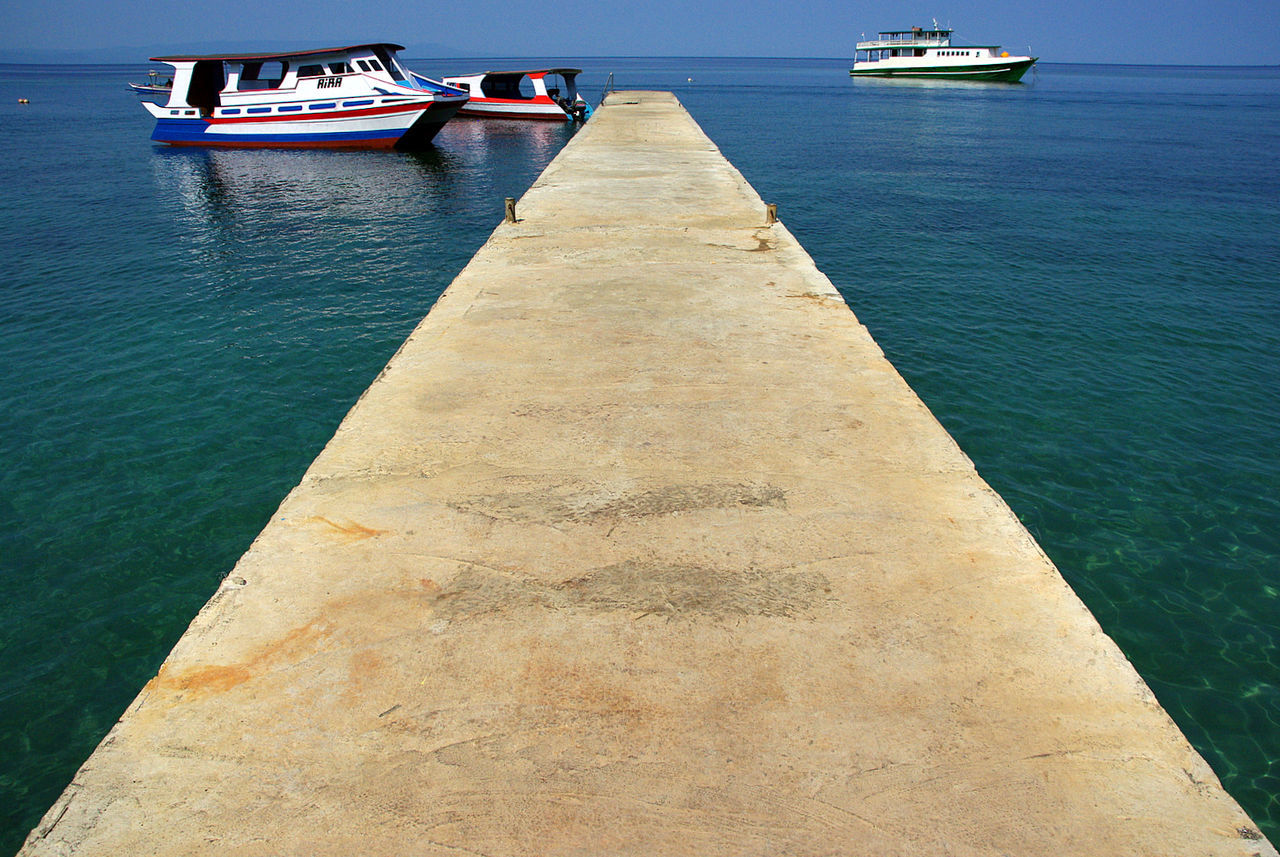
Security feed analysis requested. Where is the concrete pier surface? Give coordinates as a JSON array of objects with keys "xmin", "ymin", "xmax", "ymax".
[{"xmin": 23, "ymin": 92, "xmax": 1273, "ymax": 856}]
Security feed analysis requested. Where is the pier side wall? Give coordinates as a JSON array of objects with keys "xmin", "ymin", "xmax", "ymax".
[{"xmin": 21, "ymin": 91, "xmax": 1274, "ymax": 856}]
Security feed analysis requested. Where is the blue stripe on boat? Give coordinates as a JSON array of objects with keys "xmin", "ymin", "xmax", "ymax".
[
  {"xmin": 309, "ymin": 103, "xmax": 337, "ymax": 110},
  {"xmin": 150, "ymin": 117, "xmax": 405, "ymax": 145}
]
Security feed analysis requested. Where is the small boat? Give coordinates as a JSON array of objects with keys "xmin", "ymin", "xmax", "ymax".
[
  {"xmin": 433, "ymin": 68, "xmax": 591, "ymax": 121},
  {"xmin": 850, "ymin": 25, "xmax": 1037, "ymax": 82},
  {"xmin": 128, "ymin": 70, "xmax": 172, "ymax": 98},
  {"xmin": 139, "ymin": 43, "xmax": 469, "ymax": 149}
]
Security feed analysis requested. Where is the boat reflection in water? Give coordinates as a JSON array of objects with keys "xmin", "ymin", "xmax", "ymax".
[
  {"xmin": 144, "ymin": 116, "xmax": 580, "ymax": 294},
  {"xmin": 152, "ymin": 147, "xmax": 463, "ymax": 240},
  {"xmin": 440, "ymin": 114, "xmax": 577, "ymax": 163}
]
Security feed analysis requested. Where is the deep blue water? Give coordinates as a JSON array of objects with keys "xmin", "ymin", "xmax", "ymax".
[{"xmin": 1, "ymin": 58, "xmax": 1277, "ymax": 852}]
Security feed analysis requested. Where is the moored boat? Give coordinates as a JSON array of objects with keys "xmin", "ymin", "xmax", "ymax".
[
  {"xmin": 850, "ymin": 25, "xmax": 1036, "ymax": 82},
  {"xmin": 433, "ymin": 68, "xmax": 591, "ymax": 121},
  {"xmin": 139, "ymin": 44, "xmax": 469, "ymax": 148}
]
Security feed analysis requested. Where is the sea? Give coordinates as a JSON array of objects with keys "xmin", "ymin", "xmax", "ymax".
[{"xmin": 0, "ymin": 57, "xmax": 1277, "ymax": 852}]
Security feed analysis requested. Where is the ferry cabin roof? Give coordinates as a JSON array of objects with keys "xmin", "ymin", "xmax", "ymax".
[
  {"xmin": 878, "ymin": 27, "xmax": 951, "ymax": 40},
  {"xmin": 856, "ymin": 28, "xmax": 953, "ymax": 50}
]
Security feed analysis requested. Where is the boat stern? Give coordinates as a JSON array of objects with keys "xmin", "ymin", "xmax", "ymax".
[{"xmin": 395, "ymin": 92, "xmax": 470, "ymax": 149}]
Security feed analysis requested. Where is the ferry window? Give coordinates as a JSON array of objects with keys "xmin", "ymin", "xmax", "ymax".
[
  {"xmin": 298, "ymin": 64, "xmax": 325, "ymax": 77},
  {"xmin": 328, "ymin": 61, "xmax": 350, "ymax": 74},
  {"xmin": 356, "ymin": 60, "xmax": 371, "ymax": 71},
  {"xmin": 367, "ymin": 59, "xmax": 383, "ymax": 71}
]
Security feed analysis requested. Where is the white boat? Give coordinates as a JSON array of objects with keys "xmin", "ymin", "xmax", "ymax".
[
  {"xmin": 128, "ymin": 70, "xmax": 172, "ymax": 99},
  {"xmin": 140, "ymin": 43, "xmax": 469, "ymax": 148},
  {"xmin": 432, "ymin": 68, "xmax": 591, "ymax": 121},
  {"xmin": 851, "ymin": 25, "xmax": 1036, "ymax": 82}
]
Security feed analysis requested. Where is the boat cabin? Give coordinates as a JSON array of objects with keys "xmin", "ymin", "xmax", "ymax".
[
  {"xmin": 442, "ymin": 69, "xmax": 581, "ymax": 101},
  {"xmin": 855, "ymin": 27, "xmax": 950, "ymax": 62}
]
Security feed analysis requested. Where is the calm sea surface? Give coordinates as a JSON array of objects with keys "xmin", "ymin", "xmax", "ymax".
[{"xmin": 1, "ymin": 58, "xmax": 1277, "ymax": 851}]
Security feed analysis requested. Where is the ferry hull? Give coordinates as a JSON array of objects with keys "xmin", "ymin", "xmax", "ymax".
[
  {"xmin": 850, "ymin": 58, "xmax": 1036, "ymax": 83},
  {"xmin": 149, "ymin": 101, "xmax": 463, "ymax": 149}
]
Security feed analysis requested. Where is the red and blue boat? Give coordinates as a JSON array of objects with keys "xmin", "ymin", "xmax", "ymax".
[
  {"xmin": 139, "ymin": 43, "xmax": 469, "ymax": 149},
  {"xmin": 435, "ymin": 69, "xmax": 591, "ymax": 121}
]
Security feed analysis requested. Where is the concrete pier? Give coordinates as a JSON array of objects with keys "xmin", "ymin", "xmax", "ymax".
[{"xmin": 22, "ymin": 92, "xmax": 1273, "ymax": 856}]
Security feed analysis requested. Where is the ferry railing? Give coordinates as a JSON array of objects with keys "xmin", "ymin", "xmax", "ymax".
[{"xmin": 856, "ymin": 37, "xmax": 949, "ymax": 49}]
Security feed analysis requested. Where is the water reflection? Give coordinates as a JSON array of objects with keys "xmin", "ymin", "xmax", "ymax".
[
  {"xmin": 437, "ymin": 116, "xmax": 577, "ymax": 163},
  {"xmin": 849, "ymin": 73, "xmax": 1037, "ymax": 91},
  {"xmin": 150, "ymin": 146, "xmax": 466, "ymax": 232},
  {"xmin": 147, "ymin": 118, "xmax": 576, "ymax": 242}
]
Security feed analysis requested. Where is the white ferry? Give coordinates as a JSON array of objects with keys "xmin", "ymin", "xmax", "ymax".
[
  {"xmin": 851, "ymin": 26, "xmax": 1036, "ymax": 82},
  {"xmin": 433, "ymin": 69, "xmax": 591, "ymax": 121},
  {"xmin": 140, "ymin": 44, "xmax": 469, "ymax": 148}
]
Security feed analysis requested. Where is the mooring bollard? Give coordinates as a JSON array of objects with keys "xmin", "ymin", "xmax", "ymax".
[
  {"xmin": 504, "ymin": 197, "xmax": 517, "ymax": 223},
  {"xmin": 766, "ymin": 203, "xmax": 777, "ymax": 225}
]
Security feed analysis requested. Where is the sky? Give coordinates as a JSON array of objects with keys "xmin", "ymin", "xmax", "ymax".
[{"xmin": 0, "ymin": 0, "xmax": 1276, "ymax": 65}]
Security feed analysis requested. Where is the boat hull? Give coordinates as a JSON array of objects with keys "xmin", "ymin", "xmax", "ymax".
[
  {"xmin": 850, "ymin": 58, "xmax": 1036, "ymax": 82},
  {"xmin": 148, "ymin": 100, "xmax": 464, "ymax": 149},
  {"xmin": 456, "ymin": 99, "xmax": 576, "ymax": 121}
]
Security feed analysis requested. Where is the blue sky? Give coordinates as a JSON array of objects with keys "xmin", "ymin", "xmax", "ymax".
[{"xmin": 1, "ymin": 0, "xmax": 1276, "ymax": 64}]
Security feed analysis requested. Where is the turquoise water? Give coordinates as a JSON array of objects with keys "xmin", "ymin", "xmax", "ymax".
[{"xmin": 1, "ymin": 59, "xmax": 1277, "ymax": 851}]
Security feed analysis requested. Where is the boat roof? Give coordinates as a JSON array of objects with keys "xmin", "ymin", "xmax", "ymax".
[
  {"xmin": 454, "ymin": 68, "xmax": 582, "ymax": 77},
  {"xmin": 149, "ymin": 43, "xmax": 406, "ymax": 63},
  {"xmin": 878, "ymin": 27, "xmax": 952, "ymax": 37}
]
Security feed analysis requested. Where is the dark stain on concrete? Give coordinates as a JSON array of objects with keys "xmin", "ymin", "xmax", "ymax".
[{"xmin": 431, "ymin": 560, "xmax": 830, "ymax": 620}]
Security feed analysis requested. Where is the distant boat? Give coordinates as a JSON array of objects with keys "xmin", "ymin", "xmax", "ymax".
[
  {"xmin": 850, "ymin": 25, "xmax": 1037, "ymax": 82},
  {"xmin": 128, "ymin": 70, "xmax": 172, "ymax": 98},
  {"xmin": 138, "ymin": 43, "xmax": 469, "ymax": 148},
  {"xmin": 433, "ymin": 69, "xmax": 591, "ymax": 121}
]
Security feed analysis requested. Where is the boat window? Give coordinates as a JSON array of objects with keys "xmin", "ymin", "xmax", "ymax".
[
  {"xmin": 480, "ymin": 74, "xmax": 535, "ymax": 100},
  {"xmin": 372, "ymin": 47, "xmax": 406, "ymax": 81},
  {"xmin": 238, "ymin": 60, "xmax": 286, "ymax": 90},
  {"xmin": 328, "ymin": 61, "xmax": 350, "ymax": 74},
  {"xmin": 356, "ymin": 60, "xmax": 371, "ymax": 71},
  {"xmin": 188, "ymin": 60, "xmax": 225, "ymax": 113},
  {"xmin": 367, "ymin": 59, "xmax": 383, "ymax": 72},
  {"xmin": 298, "ymin": 64, "xmax": 325, "ymax": 78}
]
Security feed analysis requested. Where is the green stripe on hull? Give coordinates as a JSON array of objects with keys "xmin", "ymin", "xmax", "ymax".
[{"xmin": 849, "ymin": 59, "xmax": 1035, "ymax": 83}]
